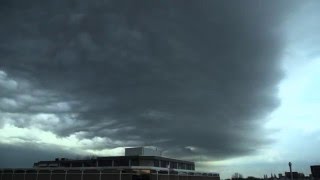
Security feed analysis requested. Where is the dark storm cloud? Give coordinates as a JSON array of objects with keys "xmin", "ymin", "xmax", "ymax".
[{"xmin": 0, "ymin": 0, "xmax": 299, "ymax": 160}]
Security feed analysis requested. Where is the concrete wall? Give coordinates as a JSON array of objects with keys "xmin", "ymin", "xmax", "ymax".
[
  {"xmin": 125, "ymin": 147, "xmax": 161, "ymax": 156},
  {"xmin": 142, "ymin": 148, "xmax": 161, "ymax": 156},
  {"xmin": 126, "ymin": 147, "xmax": 144, "ymax": 156}
]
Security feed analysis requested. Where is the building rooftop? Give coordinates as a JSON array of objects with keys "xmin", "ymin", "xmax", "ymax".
[
  {"xmin": 0, "ymin": 147, "xmax": 220, "ymax": 180},
  {"xmin": 33, "ymin": 147, "xmax": 195, "ymax": 171}
]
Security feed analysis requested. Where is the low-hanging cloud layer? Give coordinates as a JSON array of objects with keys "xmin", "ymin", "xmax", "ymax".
[{"xmin": 0, "ymin": 0, "xmax": 301, "ymax": 166}]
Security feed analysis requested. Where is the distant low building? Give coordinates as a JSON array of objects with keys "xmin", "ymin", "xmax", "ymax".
[
  {"xmin": 285, "ymin": 172, "xmax": 300, "ymax": 179},
  {"xmin": 311, "ymin": 165, "xmax": 320, "ymax": 179},
  {"xmin": 279, "ymin": 173, "xmax": 283, "ymax": 178}
]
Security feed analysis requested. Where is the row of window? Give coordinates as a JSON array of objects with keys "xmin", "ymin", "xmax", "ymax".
[
  {"xmin": 58, "ymin": 159, "xmax": 133, "ymax": 167},
  {"xmin": 153, "ymin": 160, "xmax": 194, "ymax": 170},
  {"xmin": 35, "ymin": 159, "xmax": 194, "ymax": 170}
]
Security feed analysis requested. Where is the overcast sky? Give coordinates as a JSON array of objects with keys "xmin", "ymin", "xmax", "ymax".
[{"xmin": 0, "ymin": 0, "xmax": 320, "ymax": 179}]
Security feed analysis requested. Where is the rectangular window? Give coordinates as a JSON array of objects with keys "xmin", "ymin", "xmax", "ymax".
[
  {"xmin": 72, "ymin": 162, "xmax": 83, "ymax": 167},
  {"xmin": 83, "ymin": 161, "xmax": 96, "ymax": 167},
  {"xmin": 61, "ymin": 163, "xmax": 70, "ymax": 167},
  {"xmin": 160, "ymin": 161, "xmax": 168, "ymax": 168},
  {"xmin": 154, "ymin": 160, "xmax": 159, "ymax": 167},
  {"xmin": 131, "ymin": 159, "xmax": 139, "ymax": 166},
  {"xmin": 171, "ymin": 162, "xmax": 177, "ymax": 169},
  {"xmin": 98, "ymin": 160, "xmax": 112, "ymax": 167},
  {"xmin": 114, "ymin": 159, "xmax": 129, "ymax": 166}
]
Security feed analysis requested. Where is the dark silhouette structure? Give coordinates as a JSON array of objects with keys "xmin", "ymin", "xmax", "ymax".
[
  {"xmin": 285, "ymin": 172, "xmax": 299, "ymax": 179},
  {"xmin": 311, "ymin": 165, "xmax": 320, "ymax": 179},
  {"xmin": 0, "ymin": 147, "xmax": 219, "ymax": 180}
]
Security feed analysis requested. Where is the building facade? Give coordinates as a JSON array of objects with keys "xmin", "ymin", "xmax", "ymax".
[
  {"xmin": 0, "ymin": 147, "xmax": 219, "ymax": 180},
  {"xmin": 33, "ymin": 155, "xmax": 195, "ymax": 171}
]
